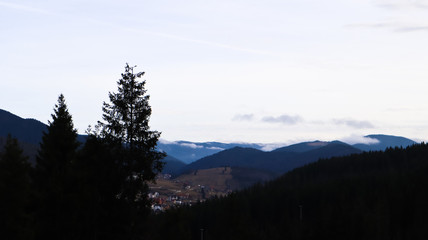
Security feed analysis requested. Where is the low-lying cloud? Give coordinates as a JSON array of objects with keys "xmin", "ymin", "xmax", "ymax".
[
  {"xmin": 179, "ymin": 143, "xmax": 204, "ymax": 149},
  {"xmin": 374, "ymin": 0, "xmax": 428, "ymax": 9},
  {"xmin": 341, "ymin": 134, "xmax": 380, "ymax": 145},
  {"xmin": 206, "ymin": 146, "xmax": 225, "ymax": 151}
]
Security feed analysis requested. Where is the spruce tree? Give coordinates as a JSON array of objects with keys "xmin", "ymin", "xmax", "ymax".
[
  {"xmin": 34, "ymin": 94, "xmax": 80, "ymax": 240},
  {"xmin": 97, "ymin": 63, "xmax": 165, "ymax": 235},
  {"xmin": 0, "ymin": 135, "xmax": 32, "ymax": 240}
]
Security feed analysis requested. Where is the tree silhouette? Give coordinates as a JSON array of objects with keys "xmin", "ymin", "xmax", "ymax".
[
  {"xmin": 0, "ymin": 135, "xmax": 32, "ymax": 239},
  {"xmin": 97, "ymin": 63, "xmax": 165, "ymax": 237},
  {"xmin": 34, "ymin": 94, "xmax": 80, "ymax": 240}
]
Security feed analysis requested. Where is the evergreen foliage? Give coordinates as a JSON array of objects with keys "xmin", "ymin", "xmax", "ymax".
[
  {"xmin": 73, "ymin": 135, "xmax": 129, "ymax": 239},
  {"xmin": 33, "ymin": 94, "xmax": 80, "ymax": 240},
  {"xmin": 0, "ymin": 135, "xmax": 32, "ymax": 239},
  {"xmin": 94, "ymin": 63, "xmax": 165, "ymax": 238},
  {"xmin": 0, "ymin": 64, "xmax": 165, "ymax": 239}
]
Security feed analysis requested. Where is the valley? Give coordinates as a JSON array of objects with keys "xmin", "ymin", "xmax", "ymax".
[{"xmin": 148, "ymin": 166, "xmax": 275, "ymax": 210}]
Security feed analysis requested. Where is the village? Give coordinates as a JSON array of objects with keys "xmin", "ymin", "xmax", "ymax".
[{"xmin": 148, "ymin": 167, "xmax": 235, "ymax": 212}]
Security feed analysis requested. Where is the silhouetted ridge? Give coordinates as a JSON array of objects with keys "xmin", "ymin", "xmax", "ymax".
[
  {"xmin": 0, "ymin": 109, "xmax": 47, "ymax": 145},
  {"xmin": 0, "ymin": 109, "xmax": 86, "ymax": 146}
]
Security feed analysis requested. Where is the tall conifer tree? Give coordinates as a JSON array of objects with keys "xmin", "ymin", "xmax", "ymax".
[
  {"xmin": 34, "ymin": 94, "xmax": 79, "ymax": 240},
  {"xmin": 0, "ymin": 135, "xmax": 32, "ymax": 239},
  {"xmin": 98, "ymin": 63, "xmax": 165, "ymax": 235}
]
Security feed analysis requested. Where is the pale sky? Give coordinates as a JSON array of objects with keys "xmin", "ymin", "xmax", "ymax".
[{"xmin": 1, "ymin": 0, "xmax": 428, "ymax": 144}]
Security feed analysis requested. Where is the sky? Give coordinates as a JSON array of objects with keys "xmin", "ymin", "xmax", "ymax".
[{"xmin": 1, "ymin": 0, "xmax": 428, "ymax": 145}]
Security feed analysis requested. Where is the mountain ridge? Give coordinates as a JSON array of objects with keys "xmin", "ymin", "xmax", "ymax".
[
  {"xmin": 183, "ymin": 141, "xmax": 362, "ymax": 175},
  {"xmin": 0, "ymin": 108, "xmax": 419, "ymax": 175}
]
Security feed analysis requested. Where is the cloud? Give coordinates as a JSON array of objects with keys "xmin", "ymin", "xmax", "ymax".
[
  {"xmin": 374, "ymin": 0, "xmax": 428, "ymax": 9},
  {"xmin": 395, "ymin": 25, "xmax": 428, "ymax": 32},
  {"xmin": 207, "ymin": 146, "xmax": 225, "ymax": 151},
  {"xmin": 341, "ymin": 134, "xmax": 380, "ymax": 145},
  {"xmin": 332, "ymin": 119, "xmax": 375, "ymax": 129},
  {"xmin": 262, "ymin": 114, "xmax": 303, "ymax": 125},
  {"xmin": 159, "ymin": 139, "xmax": 204, "ymax": 149},
  {"xmin": 346, "ymin": 21, "xmax": 428, "ymax": 33},
  {"xmin": 232, "ymin": 114, "xmax": 255, "ymax": 122},
  {"xmin": 179, "ymin": 143, "xmax": 204, "ymax": 149},
  {"xmin": 260, "ymin": 143, "xmax": 287, "ymax": 152}
]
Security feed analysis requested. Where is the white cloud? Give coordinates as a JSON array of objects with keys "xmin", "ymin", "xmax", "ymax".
[
  {"xmin": 159, "ymin": 138, "xmax": 175, "ymax": 144},
  {"xmin": 232, "ymin": 114, "xmax": 255, "ymax": 122},
  {"xmin": 374, "ymin": 0, "xmax": 428, "ymax": 9},
  {"xmin": 159, "ymin": 140, "xmax": 204, "ymax": 149},
  {"xmin": 259, "ymin": 143, "xmax": 287, "ymax": 152},
  {"xmin": 332, "ymin": 119, "xmax": 375, "ymax": 129},
  {"xmin": 207, "ymin": 146, "xmax": 225, "ymax": 151},
  {"xmin": 179, "ymin": 143, "xmax": 203, "ymax": 149},
  {"xmin": 341, "ymin": 134, "xmax": 380, "ymax": 145},
  {"xmin": 346, "ymin": 21, "xmax": 428, "ymax": 33},
  {"xmin": 262, "ymin": 114, "xmax": 303, "ymax": 125}
]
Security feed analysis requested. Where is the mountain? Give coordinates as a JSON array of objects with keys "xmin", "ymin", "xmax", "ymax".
[
  {"xmin": 157, "ymin": 140, "xmax": 267, "ymax": 164},
  {"xmin": 161, "ymin": 155, "xmax": 187, "ymax": 177},
  {"xmin": 0, "ymin": 109, "xmax": 47, "ymax": 145},
  {"xmin": 353, "ymin": 134, "xmax": 416, "ymax": 152},
  {"xmin": 146, "ymin": 143, "xmax": 428, "ymax": 240},
  {"xmin": 183, "ymin": 147, "xmax": 267, "ymax": 172},
  {"xmin": 0, "ymin": 108, "xmax": 420, "ymax": 174},
  {"xmin": 184, "ymin": 141, "xmax": 362, "ymax": 175},
  {"xmin": 0, "ymin": 109, "xmax": 87, "ymax": 145},
  {"xmin": 273, "ymin": 140, "xmax": 329, "ymax": 153},
  {"xmin": 157, "ymin": 135, "xmax": 418, "ymax": 165}
]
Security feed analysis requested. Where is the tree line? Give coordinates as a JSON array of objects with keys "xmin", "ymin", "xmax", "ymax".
[{"xmin": 0, "ymin": 64, "xmax": 165, "ymax": 240}]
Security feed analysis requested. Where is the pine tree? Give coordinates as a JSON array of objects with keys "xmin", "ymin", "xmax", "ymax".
[
  {"xmin": 34, "ymin": 94, "xmax": 80, "ymax": 240},
  {"xmin": 97, "ymin": 63, "xmax": 165, "ymax": 236},
  {"xmin": 0, "ymin": 135, "xmax": 32, "ymax": 239},
  {"xmin": 75, "ymin": 134, "xmax": 135, "ymax": 240}
]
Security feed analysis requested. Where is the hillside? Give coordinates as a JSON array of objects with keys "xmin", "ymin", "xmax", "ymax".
[
  {"xmin": 0, "ymin": 109, "xmax": 47, "ymax": 145},
  {"xmin": 161, "ymin": 155, "xmax": 187, "ymax": 177},
  {"xmin": 158, "ymin": 140, "xmax": 266, "ymax": 164},
  {"xmin": 146, "ymin": 143, "xmax": 428, "ymax": 240},
  {"xmin": 273, "ymin": 140, "xmax": 329, "ymax": 153},
  {"xmin": 0, "ymin": 109, "xmax": 86, "ymax": 144},
  {"xmin": 184, "ymin": 141, "xmax": 362, "ymax": 175},
  {"xmin": 0, "ymin": 108, "xmax": 420, "ymax": 178},
  {"xmin": 0, "ymin": 109, "xmax": 182, "ymax": 172},
  {"xmin": 353, "ymin": 134, "xmax": 416, "ymax": 151},
  {"xmin": 148, "ymin": 166, "xmax": 275, "ymax": 209}
]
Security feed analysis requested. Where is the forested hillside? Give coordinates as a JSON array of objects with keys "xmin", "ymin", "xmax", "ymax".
[
  {"xmin": 145, "ymin": 143, "xmax": 428, "ymax": 240},
  {"xmin": 184, "ymin": 141, "xmax": 362, "ymax": 174}
]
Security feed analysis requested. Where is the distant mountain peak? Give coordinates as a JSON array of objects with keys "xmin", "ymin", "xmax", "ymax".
[
  {"xmin": 353, "ymin": 134, "xmax": 416, "ymax": 152},
  {"xmin": 0, "ymin": 109, "xmax": 47, "ymax": 145},
  {"xmin": 307, "ymin": 141, "xmax": 329, "ymax": 147}
]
